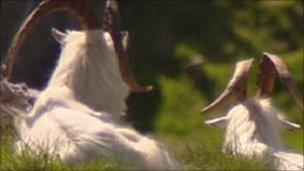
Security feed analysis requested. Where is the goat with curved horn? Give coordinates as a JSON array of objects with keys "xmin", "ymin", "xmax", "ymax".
[
  {"xmin": 4, "ymin": 0, "xmax": 176, "ymax": 169},
  {"xmin": 2, "ymin": 0, "xmax": 152, "ymax": 93},
  {"xmin": 201, "ymin": 58, "xmax": 254, "ymax": 115},
  {"xmin": 203, "ymin": 54, "xmax": 303, "ymax": 170}
]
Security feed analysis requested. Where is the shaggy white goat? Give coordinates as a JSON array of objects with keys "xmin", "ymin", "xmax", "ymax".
[
  {"xmin": 16, "ymin": 97, "xmax": 175, "ymax": 170},
  {"xmin": 33, "ymin": 30, "xmax": 129, "ymax": 117},
  {"xmin": 205, "ymin": 98, "xmax": 303, "ymax": 170},
  {"xmin": 202, "ymin": 57, "xmax": 304, "ymax": 170},
  {"xmin": 3, "ymin": 0, "xmax": 176, "ymax": 170}
]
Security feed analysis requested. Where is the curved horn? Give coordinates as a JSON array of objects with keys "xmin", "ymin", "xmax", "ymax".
[
  {"xmin": 103, "ymin": 0, "xmax": 153, "ymax": 93},
  {"xmin": 257, "ymin": 52, "xmax": 303, "ymax": 112},
  {"xmin": 201, "ymin": 58, "xmax": 254, "ymax": 115},
  {"xmin": 2, "ymin": 0, "xmax": 100, "ymax": 79},
  {"xmin": 255, "ymin": 53, "xmax": 277, "ymax": 98}
]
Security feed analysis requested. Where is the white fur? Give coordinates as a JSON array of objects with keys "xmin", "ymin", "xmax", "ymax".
[
  {"xmin": 47, "ymin": 30, "xmax": 129, "ymax": 117},
  {"xmin": 206, "ymin": 98, "xmax": 303, "ymax": 170},
  {"xmin": 15, "ymin": 30, "xmax": 177, "ymax": 170},
  {"xmin": 16, "ymin": 98, "xmax": 176, "ymax": 170}
]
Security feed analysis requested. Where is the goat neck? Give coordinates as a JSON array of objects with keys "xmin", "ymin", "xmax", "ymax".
[{"xmin": 47, "ymin": 30, "xmax": 129, "ymax": 116}]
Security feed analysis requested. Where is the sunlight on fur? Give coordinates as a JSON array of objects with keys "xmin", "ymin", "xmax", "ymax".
[
  {"xmin": 15, "ymin": 30, "xmax": 177, "ymax": 170},
  {"xmin": 205, "ymin": 98, "xmax": 303, "ymax": 170}
]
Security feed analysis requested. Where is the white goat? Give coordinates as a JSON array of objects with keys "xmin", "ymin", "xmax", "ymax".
[
  {"xmin": 3, "ymin": 0, "xmax": 176, "ymax": 170},
  {"xmin": 202, "ymin": 56, "xmax": 304, "ymax": 170},
  {"xmin": 16, "ymin": 97, "xmax": 175, "ymax": 170}
]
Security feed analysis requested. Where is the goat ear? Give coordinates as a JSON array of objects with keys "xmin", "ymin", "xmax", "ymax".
[
  {"xmin": 205, "ymin": 116, "xmax": 228, "ymax": 128},
  {"xmin": 52, "ymin": 28, "xmax": 67, "ymax": 43},
  {"xmin": 281, "ymin": 120, "xmax": 301, "ymax": 131}
]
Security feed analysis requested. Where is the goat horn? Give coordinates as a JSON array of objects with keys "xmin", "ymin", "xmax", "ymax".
[
  {"xmin": 103, "ymin": 0, "xmax": 153, "ymax": 93},
  {"xmin": 258, "ymin": 52, "xmax": 303, "ymax": 112},
  {"xmin": 2, "ymin": 0, "xmax": 100, "ymax": 79},
  {"xmin": 255, "ymin": 53, "xmax": 277, "ymax": 98},
  {"xmin": 201, "ymin": 58, "xmax": 254, "ymax": 115}
]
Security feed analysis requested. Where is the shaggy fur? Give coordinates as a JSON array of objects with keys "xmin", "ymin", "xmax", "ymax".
[
  {"xmin": 48, "ymin": 30, "xmax": 129, "ymax": 117},
  {"xmin": 16, "ymin": 98, "xmax": 176, "ymax": 170},
  {"xmin": 205, "ymin": 98, "xmax": 303, "ymax": 170},
  {"xmin": 15, "ymin": 30, "xmax": 177, "ymax": 170}
]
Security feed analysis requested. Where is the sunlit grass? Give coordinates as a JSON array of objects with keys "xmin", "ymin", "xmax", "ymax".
[{"xmin": 1, "ymin": 139, "xmax": 129, "ymax": 171}]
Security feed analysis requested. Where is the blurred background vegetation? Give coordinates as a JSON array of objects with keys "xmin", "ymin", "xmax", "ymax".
[{"xmin": 1, "ymin": 0, "xmax": 303, "ymax": 170}]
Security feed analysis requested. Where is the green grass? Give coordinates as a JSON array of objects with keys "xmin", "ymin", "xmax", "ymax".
[{"xmin": 1, "ymin": 137, "xmax": 130, "ymax": 171}]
